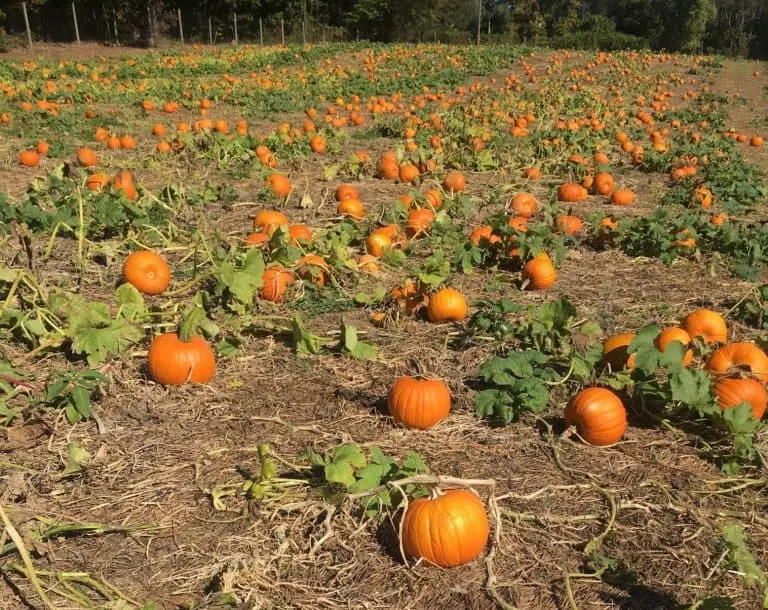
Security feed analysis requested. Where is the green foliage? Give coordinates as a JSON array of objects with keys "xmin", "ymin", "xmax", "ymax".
[
  {"xmin": 303, "ymin": 443, "xmax": 430, "ymax": 516},
  {"xmin": 720, "ymin": 525, "xmax": 768, "ymax": 605},
  {"xmin": 43, "ymin": 369, "xmax": 108, "ymax": 424}
]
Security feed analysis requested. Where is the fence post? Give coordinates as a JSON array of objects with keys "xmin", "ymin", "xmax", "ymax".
[
  {"xmin": 113, "ymin": 9, "xmax": 119, "ymax": 42},
  {"xmin": 208, "ymin": 17, "xmax": 213, "ymax": 45},
  {"xmin": 259, "ymin": 18, "xmax": 263, "ymax": 45},
  {"xmin": 178, "ymin": 8, "xmax": 184, "ymax": 44},
  {"xmin": 147, "ymin": 2, "xmax": 154, "ymax": 48},
  {"xmin": 22, "ymin": 3, "xmax": 33, "ymax": 50},
  {"xmin": 233, "ymin": 13, "xmax": 238, "ymax": 44},
  {"xmin": 72, "ymin": 3, "xmax": 81, "ymax": 44},
  {"xmin": 302, "ymin": 0, "xmax": 307, "ymax": 44},
  {"xmin": 281, "ymin": 19, "xmax": 285, "ymax": 45},
  {"xmin": 476, "ymin": 0, "xmax": 482, "ymax": 45}
]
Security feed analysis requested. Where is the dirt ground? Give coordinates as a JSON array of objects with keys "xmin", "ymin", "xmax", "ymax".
[{"xmin": 1, "ymin": 45, "xmax": 767, "ymax": 610}]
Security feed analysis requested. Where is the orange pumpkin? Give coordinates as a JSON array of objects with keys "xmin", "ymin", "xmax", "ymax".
[
  {"xmin": 85, "ymin": 173, "xmax": 109, "ymax": 191},
  {"xmin": 706, "ymin": 342, "xmax": 768, "ymax": 385},
  {"xmin": 443, "ymin": 171, "xmax": 466, "ymax": 193},
  {"xmin": 682, "ymin": 309, "xmax": 727, "ymax": 344},
  {"xmin": 288, "ymin": 224, "xmax": 313, "ymax": 244},
  {"xmin": 522, "ymin": 254, "xmax": 556, "ymax": 290},
  {"xmin": 401, "ymin": 489, "xmax": 489, "ymax": 568},
  {"xmin": 148, "ymin": 333, "xmax": 216, "ymax": 385},
  {"xmin": 366, "ymin": 232, "xmax": 393, "ymax": 257},
  {"xmin": 558, "ymin": 182, "xmax": 587, "ymax": 202},
  {"xmin": 655, "ymin": 327, "xmax": 693, "ymax": 366},
  {"xmin": 603, "ymin": 333, "xmax": 636, "ymax": 371},
  {"xmin": 357, "ymin": 254, "xmax": 380, "ymax": 273},
  {"xmin": 470, "ymin": 226, "xmax": 502, "ymax": 247},
  {"xmin": 399, "ymin": 164, "xmax": 420, "ymax": 184},
  {"xmin": 122, "ymin": 250, "xmax": 171, "ymax": 296},
  {"xmin": 335, "ymin": 184, "xmax": 359, "ymax": 201},
  {"xmin": 253, "ymin": 210, "xmax": 289, "ymax": 235},
  {"xmin": 18, "ymin": 150, "xmax": 40, "ymax": 167},
  {"xmin": 296, "ymin": 255, "xmax": 329, "ymax": 287},
  {"xmin": 265, "ymin": 174, "xmax": 292, "ymax": 199},
  {"xmin": 423, "ymin": 189, "xmax": 443, "ymax": 210},
  {"xmin": 714, "ymin": 377, "xmax": 767, "ymax": 420},
  {"xmin": 610, "ymin": 189, "xmax": 636, "ymax": 206},
  {"xmin": 426, "ymin": 288, "xmax": 468, "ymax": 323},
  {"xmin": 261, "ymin": 266, "xmax": 295, "ymax": 302},
  {"xmin": 555, "ymin": 215, "xmax": 584, "ymax": 235},
  {"xmin": 406, "ymin": 209, "xmax": 435, "ymax": 237},
  {"xmin": 510, "ymin": 193, "xmax": 538, "ymax": 218},
  {"xmin": 77, "ymin": 147, "xmax": 98, "ymax": 167},
  {"xmin": 593, "ymin": 172, "xmax": 615, "ymax": 196},
  {"xmin": 337, "ymin": 198, "xmax": 366, "ymax": 221},
  {"xmin": 388, "ymin": 376, "xmax": 451, "ymax": 429},
  {"xmin": 565, "ymin": 387, "xmax": 627, "ymax": 446}
]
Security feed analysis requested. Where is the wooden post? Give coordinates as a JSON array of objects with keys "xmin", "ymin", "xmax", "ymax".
[
  {"xmin": 22, "ymin": 3, "xmax": 33, "ymax": 50},
  {"xmin": 302, "ymin": 0, "xmax": 307, "ymax": 44},
  {"xmin": 233, "ymin": 13, "xmax": 238, "ymax": 44},
  {"xmin": 208, "ymin": 17, "xmax": 213, "ymax": 45},
  {"xmin": 72, "ymin": 3, "xmax": 81, "ymax": 44},
  {"xmin": 476, "ymin": 0, "xmax": 482, "ymax": 45},
  {"xmin": 280, "ymin": 19, "xmax": 285, "ymax": 45},
  {"xmin": 259, "ymin": 18, "xmax": 263, "ymax": 45},
  {"xmin": 178, "ymin": 8, "xmax": 184, "ymax": 44},
  {"xmin": 113, "ymin": 8, "xmax": 119, "ymax": 42}
]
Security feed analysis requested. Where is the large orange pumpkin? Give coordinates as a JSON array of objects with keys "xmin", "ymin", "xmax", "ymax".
[
  {"xmin": 388, "ymin": 376, "xmax": 451, "ymax": 429},
  {"xmin": 122, "ymin": 250, "xmax": 171, "ymax": 296},
  {"xmin": 443, "ymin": 171, "xmax": 466, "ymax": 193},
  {"xmin": 565, "ymin": 387, "xmax": 627, "ymax": 446},
  {"xmin": 681, "ymin": 309, "xmax": 727, "ymax": 344},
  {"xmin": 558, "ymin": 182, "xmax": 587, "ymax": 202},
  {"xmin": 655, "ymin": 327, "xmax": 693, "ymax": 366},
  {"xmin": 426, "ymin": 288, "xmax": 467, "ymax": 323},
  {"xmin": 253, "ymin": 210, "xmax": 289, "ymax": 235},
  {"xmin": 510, "ymin": 193, "xmax": 537, "ymax": 217},
  {"xmin": 706, "ymin": 342, "xmax": 768, "ymax": 385},
  {"xmin": 714, "ymin": 377, "xmax": 767, "ymax": 420},
  {"xmin": 401, "ymin": 489, "xmax": 489, "ymax": 568},
  {"xmin": 406, "ymin": 209, "xmax": 435, "ymax": 237},
  {"xmin": 522, "ymin": 254, "xmax": 556, "ymax": 290},
  {"xmin": 147, "ymin": 334, "xmax": 216, "ymax": 385},
  {"xmin": 261, "ymin": 266, "xmax": 295, "ymax": 302}
]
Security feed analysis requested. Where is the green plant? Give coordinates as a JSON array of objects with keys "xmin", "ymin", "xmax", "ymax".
[{"xmin": 43, "ymin": 369, "xmax": 108, "ymax": 424}]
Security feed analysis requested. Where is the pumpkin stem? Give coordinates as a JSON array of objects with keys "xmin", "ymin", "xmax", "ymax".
[
  {"xmin": 430, "ymin": 487, "xmax": 446, "ymax": 500},
  {"xmin": 407, "ymin": 358, "xmax": 427, "ymax": 377}
]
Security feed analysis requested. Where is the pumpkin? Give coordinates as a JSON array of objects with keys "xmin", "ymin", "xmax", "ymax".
[
  {"xmin": 357, "ymin": 254, "xmax": 380, "ymax": 273},
  {"xmin": 335, "ymin": 184, "xmax": 359, "ymax": 201},
  {"xmin": 36, "ymin": 141, "xmax": 49, "ymax": 155},
  {"xmin": 510, "ymin": 193, "xmax": 537, "ymax": 217},
  {"xmin": 470, "ymin": 226, "xmax": 501, "ymax": 247},
  {"xmin": 253, "ymin": 210, "xmax": 289, "ymax": 235},
  {"xmin": 120, "ymin": 135, "xmax": 137, "ymax": 150},
  {"xmin": 406, "ymin": 209, "xmax": 435, "ymax": 237},
  {"xmin": 122, "ymin": 250, "xmax": 171, "ymax": 296},
  {"xmin": 603, "ymin": 333, "xmax": 636, "ymax": 371},
  {"xmin": 337, "ymin": 198, "xmax": 366, "ymax": 221},
  {"xmin": 388, "ymin": 376, "xmax": 451, "ymax": 429},
  {"xmin": 76, "ymin": 147, "xmax": 98, "ymax": 167},
  {"xmin": 423, "ymin": 189, "xmax": 443, "ymax": 210},
  {"xmin": 296, "ymin": 255, "xmax": 329, "ymax": 287},
  {"xmin": 655, "ymin": 327, "xmax": 693, "ymax": 366},
  {"xmin": 18, "ymin": 150, "xmax": 39, "ymax": 167},
  {"xmin": 366, "ymin": 232, "xmax": 393, "ymax": 257},
  {"xmin": 558, "ymin": 182, "xmax": 587, "ymax": 202},
  {"xmin": 524, "ymin": 167, "xmax": 541, "ymax": 180},
  {"xmin": 522, "ymin": 254, "xmax": 556, "ymax": 290},
  {"xmin": 399, "ymin": 164, "xmax": 420, "ymax": 184},
  {"xmin": 261, "ymin": 266, "xmax": 295, "ymax": 302},
  {"xmin": 555, "ymin": 215, "xmax": 583, "ymax": 235},
  {"xmin": 565, "ymin": 387, "xmax": 627, "ymax": 446},
  {"xmin": 86, "ymin": 173, "xmax": 109, "ymax": 191},
  {"xmin": 147, "ymin": 333, "xmax": 216, "ymax": 385},
  {"xmin": 443, "ymin": 171, "xmax": 466, "ymax": 193},
  {"xmin": 401, "ymin": 489, "xmax": 489, "ymax": 568},
  {"xmin": 288, "ymin": 224, "xmax": 313, "ymax": 244},
  {"xmin": 244, "ymin": 232, "xmax": 270, "ymax": 248},
  {"xmin": 706, "ymin": 342, "xmax": 768, "ymax": 385},
  {"xmin": 265, "ymin": 174, "xmax": 292, "ymax": 199},
  {"xmin": 309, "ymin": 134, "xmax": 327, "ymax": 154},
  {"xmin": 681, "ymin": 309, "xmax": 727, "ymax": 344},
  {"xmin": 593, "ymin": 172, "xmax": 614, "ymax": 195},
  {"xmin": 426, "ymin": 288, "xmax": 468, "ymax": 323},
  {"xmin": 750, "ymin": 136, "xmax": 764, "ymax": 148},
  {"xmin": 610, "ymin": 189, "xmax": 636, "ymax": 206},
  {"xmin": 714, "ymin": 377, "xmax": 767, "ymax": 420},
  {"xmin": 694, "ymin": 187, "xmax": 713, "ymax": 209},
  {"xmin": 378, "ymin": 152, "xmax": 399, "ymax": 179},
  {"xmin": 156, "ymin": 141, "xmax": 171, "ymax": 153},
  {"xmin": 107, "ymin": 136, "xmax": 122, "ymax": 150}
]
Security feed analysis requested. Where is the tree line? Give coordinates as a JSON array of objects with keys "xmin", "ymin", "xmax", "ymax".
[{"xmin": 1, "ymin": 1, "xmax": 767, "ymax": 58}]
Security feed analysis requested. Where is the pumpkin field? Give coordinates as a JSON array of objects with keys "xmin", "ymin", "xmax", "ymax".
[{"xmin": 1, "ymin": 42, "xmax": 768, "ymax": 609}]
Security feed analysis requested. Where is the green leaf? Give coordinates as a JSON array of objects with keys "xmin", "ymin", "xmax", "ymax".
[
  {"xmin": 340, "ymin": 320, "xmax": 377, "ymax": 360},
  {"xmin": 669, "ymin": 368, "xmax": 711, "ymax": 407},
  {"xmin": 324, "ymin": 461, "xmax": 356, "ymax": 488},
  {"xmin": 332, "ymin": 443, "xmax": 367, "ymax": 469},
  {"xmin": 721, "ymin": 524, "xmax": 768, "ymax": 593},
  {"xmin": 115, "ymin": 283, "xmax": 147, "ymax": 321},
  {"xmin": 348, "ymin": 464, "xmax": 387, "ymax": 493},
  {"xmin": 216, "ymin": 335, "xmax": 243, "ymax": 358},
  {"xmin": 70, "ymin": 386, "xmax": 92, "ymax": 419},
  {"xmin": 401, "ymin": 451, "xmax": 428, "ymax": 473},
  {"xmin": 291, "ymin": 314, "xmax": 324, "ymax": 355},
  {"xmin": 65, "ymin": 298, "xmax": 144, "ymax": 365}
]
